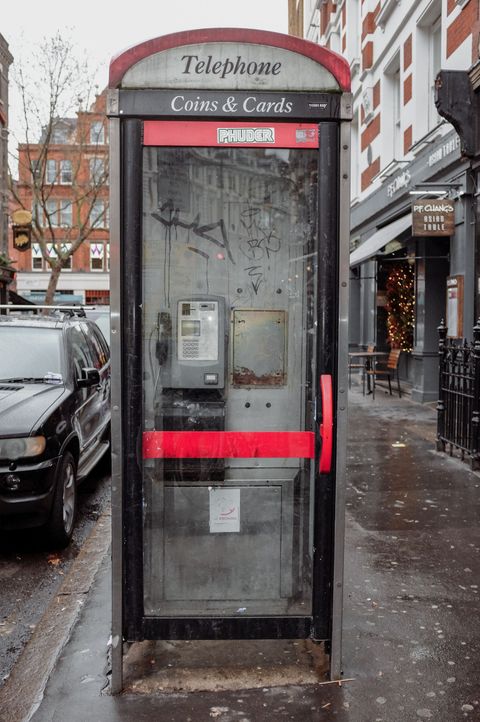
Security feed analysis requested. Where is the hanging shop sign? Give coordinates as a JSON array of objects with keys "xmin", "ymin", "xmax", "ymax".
[
  {"xmin": 11, "ymin": 209, "xmax": 32, "ymax": 252},
  {"xmin": 412, "ymin": 200, "xmax": 455, "ymax": 236}
]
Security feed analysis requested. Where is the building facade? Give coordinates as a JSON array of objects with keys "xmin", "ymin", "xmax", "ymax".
[
  {"xmin": 290, "ymin": 0, "xmax": 480, "ymax": 401},
  {"xmin": 10, "ymin": 92, "xmax": 109, "ymax": 305},
  {"xmin": 0, "ymin": 33, "xmax": 14, "ymax": 303}
]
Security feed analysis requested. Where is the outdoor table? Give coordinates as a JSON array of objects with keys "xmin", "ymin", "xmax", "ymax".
[{"xmin": 348, "ymin": 351, "xmax": 388, "ymax": 395}]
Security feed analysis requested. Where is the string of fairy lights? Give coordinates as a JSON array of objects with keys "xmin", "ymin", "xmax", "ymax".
[{"xmin": 386, "ymin": 263, "xmax": 415, "ymax": 352}]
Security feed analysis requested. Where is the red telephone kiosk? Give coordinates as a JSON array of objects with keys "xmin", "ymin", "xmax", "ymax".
[{"xmin": 108, "ymin": 28, "xmax": 351, "ymax": 691}]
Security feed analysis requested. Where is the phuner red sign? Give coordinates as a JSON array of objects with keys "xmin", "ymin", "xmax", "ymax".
[
  {"xmin": 412, "ymin": 200, "xmax": 455, "ymax": 236},
  {"xmin": 143, "ymin": 120, "xmax": 319, "ymax": 148}
]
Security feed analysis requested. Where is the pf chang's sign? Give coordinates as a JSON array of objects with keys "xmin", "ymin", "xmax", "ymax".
[{"xmin": 412, "ymin": 200, "xmax": 455, "ymax": 237}]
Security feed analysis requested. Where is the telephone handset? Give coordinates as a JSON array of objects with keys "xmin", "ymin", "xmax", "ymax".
[{"xmin": 158, "ymin": 295, "xmax": 226, "ymax": 389}]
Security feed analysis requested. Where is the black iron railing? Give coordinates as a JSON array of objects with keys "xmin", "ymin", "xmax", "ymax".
[{"xmin": 437, "ymin": 319, "xmax": 480, "ymax": 468}]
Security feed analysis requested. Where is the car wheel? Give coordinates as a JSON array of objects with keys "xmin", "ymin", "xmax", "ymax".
[{"xmin": 46, "ymin": 451, "xmax": 77, "ymax": 547}]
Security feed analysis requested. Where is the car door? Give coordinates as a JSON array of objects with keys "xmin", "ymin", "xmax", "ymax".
[
  {"xmin": 69, "ymin": 323, "xmax": 99, "ymax": 455},
  {"xmin": 82, "ymin": 322, "xmax": 111, "ymax": 438}
]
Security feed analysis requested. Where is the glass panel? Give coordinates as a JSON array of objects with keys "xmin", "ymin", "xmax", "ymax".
[
  {"xmin": 142, "ymin": 144, "xmax": 318, "ymax": 617},
  {"xmin": 0, "ymin": 328, "xmax": 62, "ymax": 378}
]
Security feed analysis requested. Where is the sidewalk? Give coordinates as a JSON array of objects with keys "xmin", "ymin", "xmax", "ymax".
[{"xmin": 24, "ymin": 386, "xmax": 480, "ymax": 720}]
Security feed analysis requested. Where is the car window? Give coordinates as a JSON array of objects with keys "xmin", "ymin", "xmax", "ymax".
[
  {"xmin": 91, "ymin": 325, "xmax": 110, "ymax": 366},
  {"xmin": 81, "ymin": 322, "xmax": 107, "ymax": 369},
  {"xmin": 70, "ymin": 324, "xmax": 95, "ymax": 379},
  {"xmin": 0, "ymin": 326, "xmax": 62, "ymax": 379}
]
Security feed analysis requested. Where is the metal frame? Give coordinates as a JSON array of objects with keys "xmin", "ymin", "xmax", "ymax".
[
  {"xmin": 108, "ymin": 104, "xmax": 124, "ymax": 694},
  {"xmin": 330, "ymin": 119, "xmax": 351, "ymax": 680}
]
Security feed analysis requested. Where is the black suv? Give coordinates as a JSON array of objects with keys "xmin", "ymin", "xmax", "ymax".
[{"xmin": 0, "ymin": 308, "xmax": 111, "ymax": 546}]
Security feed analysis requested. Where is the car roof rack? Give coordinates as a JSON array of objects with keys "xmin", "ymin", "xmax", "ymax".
[{"xmin": 0, "ymin": 304, "xmax": 87, "ymax": 318}]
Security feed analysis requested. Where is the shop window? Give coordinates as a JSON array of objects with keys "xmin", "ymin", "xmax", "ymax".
[{"xmin": 85, "ymin": 289, "xmax": 110, "ymax": 305}]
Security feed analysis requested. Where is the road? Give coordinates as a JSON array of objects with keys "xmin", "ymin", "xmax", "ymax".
[{"xmin": 0, "ymin": 461, "xmax": 111, "ymax": 684}]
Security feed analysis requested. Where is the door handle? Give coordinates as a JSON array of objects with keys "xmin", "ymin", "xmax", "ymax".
[{"xmin": 319, "ymin": 374, "xmax": 333, "ymax": 473}]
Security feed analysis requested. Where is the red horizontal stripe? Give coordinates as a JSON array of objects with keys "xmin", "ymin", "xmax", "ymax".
[
  {"xmin": 143, "ymin": 121, "xmax": 318, "ymax": 148},
  {"xmin": 143, "ymin": 431, "xmax": 315, "ymax": 459}
]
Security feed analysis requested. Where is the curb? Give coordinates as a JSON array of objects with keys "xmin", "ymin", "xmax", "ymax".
[{"xmin": 0, "ymin": 510, "xmax": 111, "ymax": 722}]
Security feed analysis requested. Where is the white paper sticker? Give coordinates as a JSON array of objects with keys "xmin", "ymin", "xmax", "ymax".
[{"xmin": 209, "ymin": 488, "xmax": 240, "ymax": 533}]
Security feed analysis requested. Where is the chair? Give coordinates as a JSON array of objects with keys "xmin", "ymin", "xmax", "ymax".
[
  {"xmin": 348, "ymin": 345, "xmax": 375, "ymax": 389},
  {"xmin": 365, "ymin": 348, "xmax": 401, "ymax": 399}
]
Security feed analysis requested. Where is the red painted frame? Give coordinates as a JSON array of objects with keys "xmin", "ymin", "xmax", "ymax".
[
  {"xmin": 143, "ymin": 120, "xmax": 319, "ymax": 148},
  {"xmin": 319, "ymin": 374, "xmax": 333, "ymax": 473},
  {"xmin": 109, "ymin": 28, "xmax": 350, "ymax": 92},
  {"xmin": 143, "ymin": 430, "xmax": 315, "ymax": 459}
]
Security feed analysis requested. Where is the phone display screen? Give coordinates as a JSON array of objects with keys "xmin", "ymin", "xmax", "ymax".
[{"xmin": 181, "ymin": 320, "xmax": 201, "ymax": 337}]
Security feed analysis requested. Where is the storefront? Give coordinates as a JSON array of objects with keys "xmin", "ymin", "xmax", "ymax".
[{"xmin": 349, "ymin": 128, "xmax": 473, "ymax": 403}]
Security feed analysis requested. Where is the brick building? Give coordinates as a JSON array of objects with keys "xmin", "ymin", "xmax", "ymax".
[
  {"xmin": 0, "ymin": 33, "xmax": 13, "ymax": 303},
  {"xmin": 290, "ymin": 0, "xmax": 480, "ymax": 401},
  {"xmin": 10, "ymin": 92, "xmax": 109, "ymax": 305}
]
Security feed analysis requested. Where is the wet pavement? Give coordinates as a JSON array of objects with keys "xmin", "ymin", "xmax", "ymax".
[{"xmin": 8, "ymin": 384, "xmax": 480, "ymax": 721}]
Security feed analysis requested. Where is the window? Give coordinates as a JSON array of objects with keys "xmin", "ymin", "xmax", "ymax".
[
  {"xmin": 416, "ymin": 1, "xmax": 442, "ymax": 139},
  {"xmin": 31, "ymin": 159, "xmax": 41, "ymax": 182},
  {"xmin": 90, "ymin": 200, "xmax": 108, "ymax": 228},
  {"xmin": 393, "ymin": 68, "xmax": 402, "ymax": 157},
  {"xmin": 90, "ymin": 121, "xmax": 105, "ymax": 144},
  {"xmin": 428, "ymin": 17, "xmax": 441, "ymax": 130},
  {"xmin": 90, "ymin": 242, "xmax": 105, "ymax": 271},
  {"xmin": 0, "ymin": 327, "xmax": 62, "ymax": 378},
  {"xmin": 44, "ymin": 200, "xmax": 73, "ymax": 228},
  {"xmin": 59, "ymin": 200, "xmax": 72, "ymax": 227},
  {"xmin": 60, "ymin": 160, "xmax": 72, "ymax": 184},
  {"xmin": 70, "ymin": 325, "xmax": 94, "ymax": 383},
  {"xmin": 90, "ymin": 158, "xmax": 105, "ymax": 184},
  {"xmin": 383, "ymin": 51, "xmax": 402, "ymax": 165},
  {"xmin": 47, "ymin": 242, "xmax": 72, "ymax": 270},
  {"xmin": 51, "ymin": 125, "xmax": 68, "ymax": 144},
  {"xmin": 85, "ymin": 324, "xmax": 109, "ymax": 368},
  {"xmin": 45, "ymin": 200, "xmax": 59, "ymax": 227},
  {"xmin": 45, "ymin": 159, "xmax": 72, "ymax": 185},
  {"xmin": 46, "ymin": 159, "xmax": 57, "ymax": 184},
  {"xmin": 32, "ymin": 243, "xmax": 43, "ymax": 270}
]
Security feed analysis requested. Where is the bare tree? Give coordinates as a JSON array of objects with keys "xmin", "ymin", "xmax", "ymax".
[{"xmin": 9, "ymin": 33, "xmax": 108, "ymax": 304}]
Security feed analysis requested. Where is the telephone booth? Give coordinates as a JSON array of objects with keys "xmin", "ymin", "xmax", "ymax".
[{"xmin": 108, "ymin": 29, "xmax": 351, "ymax": 692}]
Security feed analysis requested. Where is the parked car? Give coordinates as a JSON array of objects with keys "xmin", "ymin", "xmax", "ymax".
[{"xmin": 0, "ymin": 308, "xmax": 111, "ymax": 546}]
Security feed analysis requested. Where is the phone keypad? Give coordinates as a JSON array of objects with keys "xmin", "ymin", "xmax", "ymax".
[{"xmin": 182, "ymin": 340, "xmax": 200, "ymax": 359}]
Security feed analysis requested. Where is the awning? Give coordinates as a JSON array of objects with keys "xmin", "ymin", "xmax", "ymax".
[{"xmin": 349, "ymin": 213, "xmax": 412, "ymax": 266}]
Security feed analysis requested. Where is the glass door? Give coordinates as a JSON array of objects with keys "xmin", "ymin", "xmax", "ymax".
[{"xmin": 141, "ymin": 123, "xmax": 319, "ymax": 619}]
